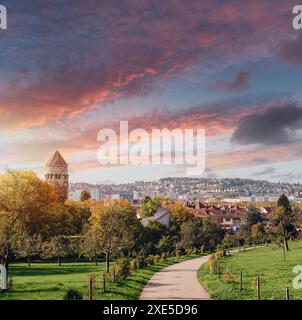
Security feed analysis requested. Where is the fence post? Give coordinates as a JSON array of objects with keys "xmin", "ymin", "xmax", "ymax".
[
  {"xmin": 285, "ymin": 287, "xmax": 289, "ymax": 300},
  {"xmin": 256, "ymin": 275, "xmax": 260, "ymax": 300},
  {"xmin": 239, "ymin": 270, "xmax": 243, "ymax": 291},
  {"xmin": 88, "ymin": 275, "xmax": 93, "ymax": 300},
  {"xmin": 103, "ymin": 272, "xmax": 106, "ymax": 294}
]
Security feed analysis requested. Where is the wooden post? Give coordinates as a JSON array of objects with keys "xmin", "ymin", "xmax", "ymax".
[
  {"xmin": 1, "ymin": 265, "xmax": 8, "ymax": 291},
  {"xmin": 239, "ymin": 270, "xmax": 243, "ymax": 291},
  {"xmin": 256, "ymin": 275, "xmax": 260, "ymax": 300},
  {"xmin": 285, "ymin": 287, "xmax": 289, "ymax": 300},
  {"xmin": 88, "ymin": 276, "xmax": 93, "ymax": 300},
  {"xmin": 103, "ymin": 272, "xmax": 106, "ymax": 294}
]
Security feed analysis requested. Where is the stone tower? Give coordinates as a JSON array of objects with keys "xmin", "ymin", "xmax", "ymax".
[{"xmin": 45, "ymin": 150, "xmax": 69, "ymax": 201}]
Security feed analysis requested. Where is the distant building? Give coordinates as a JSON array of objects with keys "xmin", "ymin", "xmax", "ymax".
[
  {"xmin": 90, "ymin": 186, "xmax": 102, "ymax": 200},
  {"xmin": 45, "ymin": 150, "xmax": 69, "ymax": 201},
  {"xmin": 141, "ymin": 207, "xmax": 170, "ymax": 228}
]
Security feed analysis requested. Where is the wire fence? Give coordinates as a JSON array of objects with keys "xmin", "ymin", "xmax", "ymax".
[{"xmin": 210, "ymin": 261, "xmax": 295, "ymax": 300}]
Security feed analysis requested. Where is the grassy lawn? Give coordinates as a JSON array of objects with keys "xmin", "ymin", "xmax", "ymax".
[
  {"xmin": 198, "ymin": 241, "xmax": 302, "ymax": 300},
  {"xmin": 0, "ymin": 255, "xmax": 199, "ymax": 300}
]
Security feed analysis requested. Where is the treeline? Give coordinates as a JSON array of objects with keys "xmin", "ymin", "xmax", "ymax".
[
  {"xmin": 0, "ymin": 171, "xmax": 223, "ymax": 290},
  {"xmin": 0, "ymin": 171, "xmax": 299, "ymax": 291}
]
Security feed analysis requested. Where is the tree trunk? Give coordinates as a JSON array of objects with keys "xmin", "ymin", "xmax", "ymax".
[
  {"xmin": 94, "ymin": 254, "xmax": 98, "ymax": 266},
  {"xmin": 285, "ymin": 237, "xmax": 289, "ymax": 251},
  {"xmin": 106, "ymin": 252, "xmax": 110, "ymax": 273},
  {"xmin": 58, "ymin": 257, "xmax": 61, "ymax": 267},
  {"xmin": 1, "ymin": 261, "xmax": 9, "ymax": 291},
  {"xmin": 27, "ymin": 256, "xmax": 31, "ymax": 267}
]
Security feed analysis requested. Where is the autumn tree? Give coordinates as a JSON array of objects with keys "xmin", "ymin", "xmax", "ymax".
[
  {"xmin": 0, "ymin": 170, "xmax": 60, "ymax": 290},
  {"xmin": 17, "ymin": 233, "xmax": 42, "ymax": 266},
  {"xmin": 80, "ymin": 229, "xmax": 102, "ymax": 265},
  {"xmin": 245, "ymin": 207, "xmax": 263, "ymax": 229},
  {"xmin": 139, "ymin": 197, "xmax": 163, "ymax": 218},
  {"xmin": 180, "ymin": 218, "xmax": 203, "ymax": 250},
  {"xmin": 80, "ymin": 190, "xmax": 91, "ymax": 202},
  {"xmin": 89, "ymin": 200, "xmax": 141, "ymax": 272},
  {"xmin": 272, "ymin": 194, "xmax": 296, "ymax": 251},
  {"xmin": 42, "ymin": 236, "xmax": 70, "ymax": 266},
  {"xmin": 169, "ymin": 202, "xmax": 194, "ymax": 237},
  {"xmin": 142, "ymin": 220, "xmax": 169, "ymax": 254}
]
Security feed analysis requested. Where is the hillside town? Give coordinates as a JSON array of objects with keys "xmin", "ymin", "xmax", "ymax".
[{"xmin": 69, "ymin": 177, "xmax": 302, "ymax": 203}]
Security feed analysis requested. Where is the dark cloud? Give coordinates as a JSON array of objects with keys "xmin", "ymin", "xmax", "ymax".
[
  {"xmin": 250, "ymin": 157, "xmax": 269, "ymax": 165},
  {"xmin": 210, "ymin": 70, "xmax": 251, "ymax": 93},
  {"xmin": 231, "ymin": 104, "xmax": 302, "ymax": 146},
  {"xmin": 0, "ymin": 0, "xmax": 297, "ymax": 130},
  {"xmin": 252, "ymin": 167, "xmax": 276, "ymax": 177},
  {"xmin": 280, "ymin": 36, "xmax": 302, "ymax": 66}
]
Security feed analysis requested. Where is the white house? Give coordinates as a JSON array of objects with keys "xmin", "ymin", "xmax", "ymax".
[{"xmin": 141, "ymin": 207, "xmax": 170, "ymax": 228}]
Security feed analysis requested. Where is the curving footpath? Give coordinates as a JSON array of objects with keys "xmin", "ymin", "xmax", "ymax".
[{"xmin": 139, "ymin": 255, "xmax": 210, "ymax": 300}]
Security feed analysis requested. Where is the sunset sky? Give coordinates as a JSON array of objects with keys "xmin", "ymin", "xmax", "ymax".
[{"xmin": 0, "ymin": 0, "xmax": 302, "ymax": 183}]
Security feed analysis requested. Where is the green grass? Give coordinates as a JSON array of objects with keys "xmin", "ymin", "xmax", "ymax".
[
  {"xmin": 0, "ymin": 255, "xmax": 199, "ymax": 300},
  {"xmin": 198, "ymin": 241, "xmax": 302, "ymax": 300}
]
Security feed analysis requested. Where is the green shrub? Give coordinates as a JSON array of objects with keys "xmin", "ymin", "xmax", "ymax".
[
  {"xmin": 146, "ymin": 255, "xmax": 155, "ymax": 265},
  {"xmin": 130, "ymin": 258, "xmax": 138, "ymax": 272},
  {"xmin": 160, "ymin": 252, "xmax": 168, "ymax": 262},
  {"xmin": 115, "ymin": 257, "xmax": 130, "ymax": 279},
  {"xmin": 63, "ymin": 289, "xmax": 83, "ymax": 300},
  {"xmin": 154, "ymin": 255, "xmax": 161, "ymax": 263},
  {"xmin": 223, "ymin": 268, "xmax": 234, "ymax": 283},
  {"xmin": 137, "ymin": 256, "xmax": 147, "ymax": 268},
  {"xmin": 208, "ymin": 254, "xmax": 218, "ymax": 274}
]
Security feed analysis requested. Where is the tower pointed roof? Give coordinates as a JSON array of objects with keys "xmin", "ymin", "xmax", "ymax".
[{"xmin": 46, "ymin": 150, "xmax": 68, "ymax": 167}]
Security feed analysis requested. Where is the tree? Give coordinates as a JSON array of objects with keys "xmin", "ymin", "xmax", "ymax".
[
  {"xmin": 65, "ymin": 200, "xmax": 91, "ymax": 234},
  {"xmin": 80, "ymin": 229, "xmax": 102, "ymax": 265},
  {"xmin": 89, "ymin": 201, "xmax": 141, "ymax": 272},
  {"xmin": 0, "ymin": 170, "xmax": 60, "ymax": 291},
  {"xmin": 200, "ymin": 218, "xmax": 225, "ymax": 251},
  {"xmin": 169, "ymin": 202, "xmax": 194, "ymax": 237},
  {"xmin": 42, "ymin": 236, "xmax": 70, "ymax": 266},
  {"xmin": 180, "ymin": 219, "xmax": 203, "ymax": 250},
  {"xmin": 245, "ymin": 208, "xmax": 263, "ymax": 229},
  {"xmin": 251, "ymin": 223, "xmax": 266, "ymax": 244},
  {"xmin": 142, "ymin": 220, "xmax": 169, "ymax": 254},
  {"xmin": 17, "ymin": 233, "xmax": 42, "ymax": 266},
  {"xmin": 80, "ymin": 190, "xmax": 91, "ymax": 202},
  {"xmin": 156, "ymin": 235, "xmax": 174, "ymax": 254},
  {"xmin": 0, "ymin": 217, "xmax": 26, "ymax": 291},
  {"xmin": 139, "ymin": 197, "xmax": 162, "ymax": 218},
  {"xmin": 271, "ymin": 194, "xmax": 296, "ymax": 251}
]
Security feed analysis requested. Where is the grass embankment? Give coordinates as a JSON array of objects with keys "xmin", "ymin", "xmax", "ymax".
[
  {"xmin": 198, "ymin": 241, "xmax": 302, "ymax": 300},
  {"xmin": 0, "ymin": 255, "xmax": 199, "ymax": 300}
]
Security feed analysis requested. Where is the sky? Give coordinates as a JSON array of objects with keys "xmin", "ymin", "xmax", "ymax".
[{"xmin": 0, "ymin": 0, "xmax": 302, "ymax": 184}]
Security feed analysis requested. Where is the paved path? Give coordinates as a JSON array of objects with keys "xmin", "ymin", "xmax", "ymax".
[{"xmin": 140, "ymin": 256, "xmax": 210, "ymax": 300}]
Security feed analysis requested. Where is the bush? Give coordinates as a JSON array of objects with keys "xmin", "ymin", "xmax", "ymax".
[
  {"xmin": 130, "ymin": 258, "xmax": 138, "ymax": 272},
  {"xmin": 154, "ymin": 255, "xmax": 161, "ymax": 263},
  {"xmin": 146, "ymin": 255, "xmax": 155, "ymax": 265},
  {"xmin": 137, "ymin": 256, "xmax": 147, "ymax": 268},
  {"xmin": 208, "ymin": 254, "xmax": 218, "ymax": 274},
  {"xmin": 160, "ymin": 252, "xmax": 168, "ymax": 262},
  {"xmin": 63, "ymin": 289, "xmax": 83, "ymax": 300},
  {"xmin": 115, "ymin": 257, "xmax": 130, "ymax": 279},
  {"xmin": 223, "ymin": 268, "xmax": 234, "ymax": 283}
]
